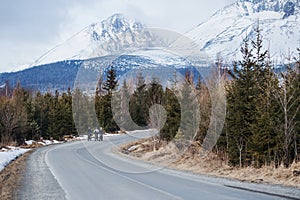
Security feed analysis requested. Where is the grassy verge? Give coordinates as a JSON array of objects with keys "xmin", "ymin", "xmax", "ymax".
[{"xmin": 121, "ymin": 138, "xmax": 300, "ymax": 189}]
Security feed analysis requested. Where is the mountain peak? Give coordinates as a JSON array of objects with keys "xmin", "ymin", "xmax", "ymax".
[
  {"xmin": 33, "ymin": 13, "xmax": 149, "ymax": 66},
  {"xmin": 100, "ymin": 13, "xmax": 143, "ymax": 34},
  {"xmin": 104, "ymin": 13, "xmax": 128, "ymax": 32}
]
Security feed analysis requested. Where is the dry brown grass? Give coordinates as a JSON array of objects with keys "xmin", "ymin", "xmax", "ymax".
[
  {"xmin": 122, "ymin": 139, "xmax": 300, "ymax": 189},
  {"xmin": 0, "ymin": 150, "xmax": 32, "ymax": 200}
]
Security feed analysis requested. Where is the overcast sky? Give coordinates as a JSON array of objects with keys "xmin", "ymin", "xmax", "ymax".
[{"xmin": 0, "ymin": 0, "xmax": 236, "ymax": 72}]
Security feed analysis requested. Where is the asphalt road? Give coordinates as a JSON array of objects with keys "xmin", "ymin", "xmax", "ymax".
[{"xmin": 18, "ymin": 130, "xmax": 300, "ymax": 200}]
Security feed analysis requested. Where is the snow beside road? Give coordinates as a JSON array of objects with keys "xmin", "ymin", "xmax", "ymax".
[
  {"xmin": 0, "ymin": 147, "xmax": 30, "ymax": 172},
  {"xmin": 0, "ymin": 139, "xmax": 63, "ymax": 172}
]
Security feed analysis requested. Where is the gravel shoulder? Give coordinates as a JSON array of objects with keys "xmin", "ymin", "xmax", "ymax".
[{"xmin": 17, "ymin": 145, "xmax": 67, "ymax": 200}]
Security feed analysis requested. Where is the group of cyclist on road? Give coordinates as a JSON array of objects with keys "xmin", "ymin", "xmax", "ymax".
[{"xmin": 87, "ymin": 127, "xmax": 104, "ymax": 141}]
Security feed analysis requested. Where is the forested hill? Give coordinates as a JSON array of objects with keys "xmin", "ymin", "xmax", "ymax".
[
  {"xmin": 0, "ymin": 55, "xmax": 210, "ymax": 93},
  {"xmin": 0, "ymin": 60, "xmax": 82, "ymax": 92}
]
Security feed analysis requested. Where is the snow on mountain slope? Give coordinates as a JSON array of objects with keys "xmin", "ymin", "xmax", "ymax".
[
  {"xmin": 185, "ymin": 0, "xmax": 300, "ymax": 61},
  {"xmin": 34, "ymin": 0, "xmax": 300, "ymax": 67},
  {"xmin": 33, "ymin": 14, "xmax": 153, "ymax": 66}
]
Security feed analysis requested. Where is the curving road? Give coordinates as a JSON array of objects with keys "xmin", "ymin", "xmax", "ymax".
[{"xmin": 19, "ymin": 130, "xmax": 300, "ymax": 200}]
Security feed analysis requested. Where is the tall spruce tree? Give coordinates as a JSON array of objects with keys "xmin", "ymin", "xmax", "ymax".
[
  {"xmin": 160, "ymin": 87, "xmax": 180, "ymax": 141},
  {"xmin": 129, "ymin": 73, "xmax": 148, "ymax": 127},
  {"xmin": 145, "ymin": 77, "xmax": 164, "ymax": 129},
  {"xmin": 101, "ymin": 65, "xmax": 119, "ymax": 132},
  {"xmin": 160, "ymin": 72, "xmax": 181, "ymax": 141},
  {"xmin": 249, "ymin": 25, "xmax": 281, "ymax": 167},
  {"xmin": 226, "ymin": 36, "xmax": 257, "ymax": 167}
]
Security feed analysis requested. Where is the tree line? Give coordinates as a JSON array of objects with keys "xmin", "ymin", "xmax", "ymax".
[{"xmin": 0, "ymin": 85, "xmax": 76, "ymax": 145}]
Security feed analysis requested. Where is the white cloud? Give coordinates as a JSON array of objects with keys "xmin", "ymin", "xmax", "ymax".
[{"xmin": 0, "ymin": 0, "xmax": 237, "ymax": 72}]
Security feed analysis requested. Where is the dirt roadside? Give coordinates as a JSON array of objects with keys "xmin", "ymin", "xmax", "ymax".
[
  {"xmin": 0, "ymin": 150, "xmax": 34, "ymax": 200},
  {"xmin": 121, "ymin": 138, "xmax": 300, "ymax": 190}
]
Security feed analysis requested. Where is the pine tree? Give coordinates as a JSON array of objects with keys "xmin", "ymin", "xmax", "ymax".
[
  {"xmin": 160, "ymin": 72, "xmax": 181, "ymax": 141},
  {"xmin": 160, "ymin": 87, "xmax": 180, "ymax": 140},
  {"xmin": 146, "ymin": 77, "xmax": 164, "ymax": 129},
  {"xmin": 101, "ymin": 65, "xmax": 119, "ymax": 132},
  {"xmin": 103, "ymin": 65, "xmax": 118, "ymax": 95},
  {"xmin": 129, "ymin": 73, "xmax": 148, "ymax": 127},
  {"xmin": 226, "ymin": 36, "xmax": 257, "ymax": 167},
  {"xmin": 249, "ymin": 24, "xmax": 281, "ymax": 167}
]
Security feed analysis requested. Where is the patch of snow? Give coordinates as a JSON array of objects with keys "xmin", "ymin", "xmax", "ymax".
[
  {"xmin": 38, "ymin": 142, "xmax": 46, "ymax": 146},
  {"xmin": 127, "ymin": 145, "xmax": 139, "ymax": 152},
  {"xmin": 43, "ymin": 140, "xmax": 53, "ymax": 145},
  {"xmin": 25, "ymin": 140, "xmax": 35, "ymax": 145},
  {"xmin": 0, "ymin": 147, "xmax": 30, "ymax": 172}
]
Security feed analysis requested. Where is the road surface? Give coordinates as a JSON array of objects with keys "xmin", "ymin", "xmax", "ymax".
[{"xmin": 18, "ymin": 130, "xmax": 300, "ymax": 200}]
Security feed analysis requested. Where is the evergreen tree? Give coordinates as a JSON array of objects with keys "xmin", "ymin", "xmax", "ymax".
[
  {"xmin": 146, "ymin": 77, "xmax": 164, "ymax": 129},
  {"xmin": 160, "ymin": 87, "xmax": 180, "ymax": 140},
  {"xmin": 249, "ymin": 25, "xmax": 281, "ymax": 167},
  {"xmin": 101, "ymin": 65, "xmax": 119, "ymax": 132},
  {"xmin": 103, "ymin": 65, "xmax": 118, "ymax": 95},
  {"xmin": 129, "ymin": 73, "xmax": 148, "ymax": 127},
  {"xmin": 226, "ymin": 36, "xmax": 257, "ymax": 167},
  {"xmin": 159, "ymin": 72, "xmax": 181, "ymax": 141}
]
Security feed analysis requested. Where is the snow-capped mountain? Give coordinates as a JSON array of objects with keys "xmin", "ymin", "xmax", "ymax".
[
  {"xmin": 34, "ymin": 14, "xmax": 154, "ymax": 66},
  {"xmin": 186, "ymin": 0, "xmax": 300, "ymax": 61},
  {"xmin": 36, "ymin": 1, "xmax": 300, "ymax": 67}
]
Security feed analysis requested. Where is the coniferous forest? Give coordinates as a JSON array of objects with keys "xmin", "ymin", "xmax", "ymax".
[{"xmin": 0, "ymin": 27, "xmax": 299, "ymax": 168}]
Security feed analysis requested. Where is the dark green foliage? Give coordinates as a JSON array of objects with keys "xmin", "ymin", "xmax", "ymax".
[
  {"xmin": 226, "ymin": 31, "xmax": 268, "ymax": 166},
  {"xmin": 129, "ymin": 73, "xmax": 148, "ymax": 127},
  {"xmin": 99, "ymin": 65, "xmax": 119, "ymax": 133},
  {"xmin": 224, "ymin": 24, "xmax": 300, "ymax": 167},
  {"xmin": 0, "ymin": 85, "xmax": 78, "ymax": 145},
  {"xmin": 160, "ymin": 88, "xmax": 180, "ymax": 141},
  {"xmin": 103, "ymin": 65, "xmax": 118, "ymax": 95},
  {"xmin": 145, "ymin": 77, "xmax": 164, "ymax": 128}
]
